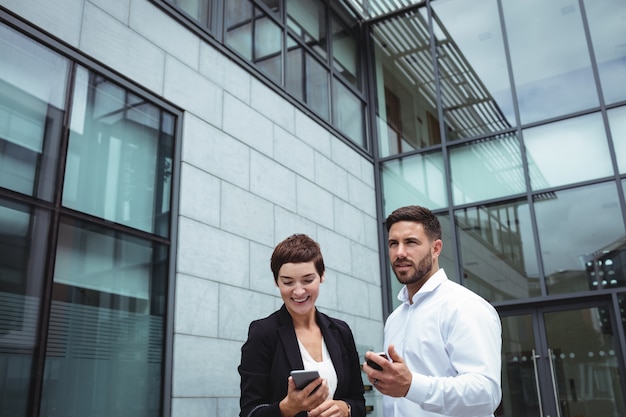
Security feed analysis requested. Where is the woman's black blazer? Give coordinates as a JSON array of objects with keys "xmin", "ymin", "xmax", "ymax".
[{"xmin": 239, "ymin": 305, "xmax": 365, "ymax": 417}]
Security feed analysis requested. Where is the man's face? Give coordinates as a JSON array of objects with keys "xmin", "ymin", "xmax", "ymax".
[{"xmin": 388, "ymin": 221, "xmax": 441, "ymax": 287}]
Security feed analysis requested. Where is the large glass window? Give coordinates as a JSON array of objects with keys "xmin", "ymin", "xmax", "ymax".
[
  {"xmin": 583, "ymin": 0, "xmax": 626, "ymax": 105},
  {"xmin": 381, "ymin": 151, "xmax": 448, "ymax": 214},
  {"xmin": 502, "ymin": 0, "xmax": 599, "ymax": 124},
  {"xmin": 0, "ymin": 199, "xmax": 50, "ymax": 417},
  {"xmin": 331, "ymin": 15, "xmax": 360, "ymax": 88},
  {"xmin": 333, "ymin": 77, "xmax": 363, "ymax": 147},
  {"xmin": 455, "ymin": 200, "xmax": 540, "ymax": 302},
  {"xmin": 449, "ymin": 134, "xmax": 525, "ymax": 205},
  {"xmin": 0, "ymin": 20, "xmax": 175, "ymax": 417},
  {"xmin": 432, "ymin": 0, "xmax": 516, "ymax": 140},
  {"xmin": 40, "ymin": 218, "xmax": 167, "ymax": 417},
  {"xmin": 286, "ymin": 37, "xmax": 330, "ymax": 120},
  {"xmin": 0, "ymin": 24, "xmax": 68, "ymax": 201},
  {"xmin": 533, "ymin": 182, "xmax": 626, "ymax": 295},
  {"xmin": 63, "ymin": 67, "xmax": 174, "ymax": 238},
  {"xmin": 372, "ymin": 10, "xmax": 440, "ymax": 157},
  {"xmin": 523, "ymin": 113, "xmax": 614, "ymax": 191}
]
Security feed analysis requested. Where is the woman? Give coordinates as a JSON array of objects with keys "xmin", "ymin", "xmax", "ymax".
[{"xmin": 239, "ymin": 234, "xmax": 365, "ymax": 417}]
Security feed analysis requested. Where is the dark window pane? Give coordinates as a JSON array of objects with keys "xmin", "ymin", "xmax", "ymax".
[
  {"xmin": 533, "ymin": 182, "xmax": 626, "ymax": 295},
  {"xmin": 171, "ymin": 0, "xmax": 211, "ymax": 28},
  {"xmin": 0, "ymin": 199, "xmax": 49, "ymax": 417},
  {"xmin": 63, "ymin": 67, "xmax": 174, "ymax": 238},
  {"xmin": 333, "ymin": 78, "xmax": 364, "ymax": 147},
  {"xmin": 225, "ymin": 0, "xmax": 254, "ymax": 60},
  {"xmin": 455, "ymin": 200, "xmax": 541, "ymax": 301},
  {"xmin": 41, "ymin": 218, "xmax": 167, "ymax": 417},
  {"xmin": 286, "ymin": 0, "xmax": 327, "ymax": 60},
  {"xmin": 0, "ymin": 24, "xmax": 67, "ymax": 201},
  {"xmin": 331, "ymin": 15, "xmax": 359, "ymax": 88}
]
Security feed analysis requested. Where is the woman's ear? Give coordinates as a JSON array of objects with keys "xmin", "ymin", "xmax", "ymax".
[{"xmin": 320, "ymin": 273, "xmax": 325, "ymax": 283}]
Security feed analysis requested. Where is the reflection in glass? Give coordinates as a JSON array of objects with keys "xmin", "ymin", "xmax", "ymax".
[
  {"xmin": 381, "ymin": 151, "xmax": 447, "ymax": 214},
  {"xmin": 286, "ymin": 0, "xmax": 327, "ymax": 60},
  {"xmin": 524, "ymin": 113, "xmax": 613, "ymax": 191},
  {"xmin": 502, "ymin": 0, "xmax": 599, "ymax": 124},
  {"xmin": 372, "ymin": 9, "xmax": 440, "ymax": 157},
  {"xmin": 608, "ymin": 106, "xmax": 626, "ymax": 174},
  {"xmin": 41, "ymin": 218, "xmax": 167, "ymax": 417},
  {"xmin": 432, "ymin": 0, "xmax": 516, "ymax": 140},
  {"xmin": 545, "ymin": 307, "xmax": 626, "ymax": 417},
  {"xmin": 0, "ymin": 24, "xmax": 68, "ymax": 201},
  {"xmin": 331, "ymin": 15, "xmax": 359, "ymax": 88},
  {"xmin": 455, "ymin": 200, "xmax": 540, "ymax": 301},
  {"xmin": 499, "ymin": 315, "xmax": 540, "ymax": 417},
  {"xmin": 583, "ymin": 0, "xmax": 626, "ymax": 105},
  {"xmin": 63, "ymin": 67, "xmax": 174, "ymax": 238},
  {"xmin": 286, "ymin": 38, "xmax": 330, "ymax": 120},
  {"xmin": 171, "ymin": 0, "xmax": 211, "ymax": 28},
  {"xmin": 333, "ymin": 78, "xmax": 363, "ymax": 146},
  {"xmin": 0, "ymin": 199, "xmax": 49, "ymax": 417},
  {"xmin": 225, "ymin": 2, "xmax": 282, "ymax": 83},
  {"xmin": 533, "ymin": 182, "xmax": 626, "ymax": 295},
  {"xmin": 225, "ymin": 0, "xmax": 253, "ymax": 58},
  {"xmin": 449, "ymin": 134, "xmax": 525, "ymax": 205}
]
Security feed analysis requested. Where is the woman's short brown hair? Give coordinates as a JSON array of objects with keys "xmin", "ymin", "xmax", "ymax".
[{"xmin": 270, "ymin": 234, "xmax": 325, "ymax": 283}]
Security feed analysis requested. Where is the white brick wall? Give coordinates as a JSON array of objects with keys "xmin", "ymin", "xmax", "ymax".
[{"xmin": 2, "ymin": 0, "xmax": 385, "ymax": 414}]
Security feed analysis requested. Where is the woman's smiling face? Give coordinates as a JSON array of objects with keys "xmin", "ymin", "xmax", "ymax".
[{"xmin": 277, "ymin": 261, "xmax": 324, "ymax": 317}]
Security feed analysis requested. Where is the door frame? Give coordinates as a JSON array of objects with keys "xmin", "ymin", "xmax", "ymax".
[{"xmin": 498, "ymin": 295, "xmax": 626, "ymax": 417}]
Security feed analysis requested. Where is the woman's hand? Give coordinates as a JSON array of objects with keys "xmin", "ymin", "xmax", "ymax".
[
  {"xmin": 279, "ymin": 376, "xmax": 329, "ymax": 417},
  {"xmin": 307, "ymin": 399, "xmax": 351, "ymax": 417}
]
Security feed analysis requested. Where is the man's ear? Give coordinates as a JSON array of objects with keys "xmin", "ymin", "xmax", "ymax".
[
  {"xmin": 320, "ymin": 273, "xmax": 325, "ymax": 283},
  {"xmin": 432, "ymin": 239, "xmax": 443, "ymax": 258}
]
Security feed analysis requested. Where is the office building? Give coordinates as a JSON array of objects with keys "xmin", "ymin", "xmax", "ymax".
[{"xmin": 1, "ymin": 0, "xmax": 625, "ymax": 416}]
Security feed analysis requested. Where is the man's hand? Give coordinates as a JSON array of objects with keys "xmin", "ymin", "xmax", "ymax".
[{"xmin": 363, "ymin": 344, "xmax": 411, "ymax": 398}]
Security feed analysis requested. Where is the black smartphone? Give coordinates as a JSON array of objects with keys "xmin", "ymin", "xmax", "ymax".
[
  {"xmin": 366, "ymin": 352, "xmax": 388, "ymax": 371},
  {"xmin": 290, "ymin": 370, "xmax": 320, "ymax": 390}
]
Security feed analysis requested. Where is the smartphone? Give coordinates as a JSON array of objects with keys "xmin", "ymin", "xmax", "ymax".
[
  {"xmin": 290, "ymin": 370, "xmax": 320, "ymax": 390},
  {"xmin": 366, "ymin": 352, "xmax": 388, "ymax": 371}
]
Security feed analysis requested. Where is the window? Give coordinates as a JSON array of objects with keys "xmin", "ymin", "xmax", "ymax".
[
  {"xmin": 0, "ymin": 22, "xmax": 176, "ymax": 417},
  {"xmin": 158, "ymin": 0, "xmax": 368, "ymax": 150}
]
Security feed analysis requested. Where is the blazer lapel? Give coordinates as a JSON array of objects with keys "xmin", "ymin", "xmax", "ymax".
[
  {"xmin": 277, "ymin": 305, "xmax": 304, "ymax": 370},
  {"xmin": 317, "ymin": 312, "xmax": 344, "ymax": 382}
]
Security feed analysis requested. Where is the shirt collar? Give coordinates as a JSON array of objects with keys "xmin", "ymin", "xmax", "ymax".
[{"xmin": 397, "ymin": 268, "xmax": 447, "ymax": 304}]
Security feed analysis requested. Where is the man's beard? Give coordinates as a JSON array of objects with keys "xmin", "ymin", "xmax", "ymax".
[{"xmin": 392, "ymin": 253, "xmax": 433, "ymax": 286}]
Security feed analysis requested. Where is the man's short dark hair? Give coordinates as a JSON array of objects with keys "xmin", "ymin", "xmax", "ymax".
[
  {"xmin": 385, "ymin": 205, "xmax": 442, "ymax": 242},
  {"xmin": 270, "ymin": 234, "xmax": 325, "ymax": 283}
]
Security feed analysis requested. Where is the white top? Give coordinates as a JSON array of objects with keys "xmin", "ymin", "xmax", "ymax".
[
  {"xmin": 383, "ymin": 268, "xmax": 502, "ymax": 417},
  {"xmin": 298, "ymin": 337, "xmax": 338, "ymax": 399}
]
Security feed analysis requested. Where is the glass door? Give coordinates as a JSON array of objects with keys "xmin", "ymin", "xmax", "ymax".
[{"xmin": 498, "ymin": 302, "xmax": 626, "ymax": 417}]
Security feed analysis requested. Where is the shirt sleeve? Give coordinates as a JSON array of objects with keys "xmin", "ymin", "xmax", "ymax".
[{"xmin": 404, "ymin": 300, "xmax": 502, "ymax": 416}]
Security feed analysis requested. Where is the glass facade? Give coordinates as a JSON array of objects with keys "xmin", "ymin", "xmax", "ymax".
[
  {"xmin": 374, "ymin": 1, "xmax": 626, "ymax": 416},
  {"xmin": 377, "ymin": 0, "xmax": 626, "ymax": 305},
  {"xmin": 0, "ymin": 23, "xmax": 176, "ymax": 417}
]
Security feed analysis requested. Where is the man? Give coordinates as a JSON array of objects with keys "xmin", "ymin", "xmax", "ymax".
[{"xmin": 363, "ymin": 205, "xmax": 502, "ymax": 417}]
